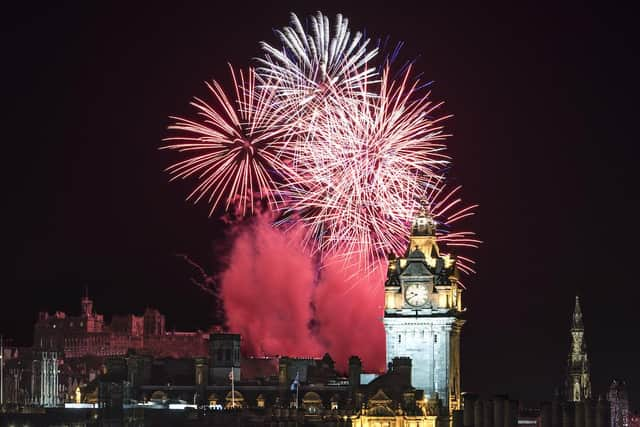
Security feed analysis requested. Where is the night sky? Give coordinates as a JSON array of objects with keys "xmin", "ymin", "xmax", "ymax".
[{"xmin": 3, "ymin": 1, "xmax": 639, "ymax": 407}]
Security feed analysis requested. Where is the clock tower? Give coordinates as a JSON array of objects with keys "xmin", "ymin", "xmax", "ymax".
[{"xmin": 383, "ymin": 208, "xmax": 465, "ymax": 412}]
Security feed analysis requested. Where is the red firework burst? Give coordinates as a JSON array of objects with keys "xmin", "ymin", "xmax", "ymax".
[
  {"xmin": 162, "ymin": 66, "xmax": 294, "ymax": 216},
  {"xmin": 278, "ymin": 65, "xmax": 451, "ymax": 267},
  {"xmin": 421, "ymin": 177, "xmax": 481, "ymax": 277}
]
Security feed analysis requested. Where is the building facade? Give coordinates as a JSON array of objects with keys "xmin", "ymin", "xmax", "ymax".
[
  {"xmin": 608, "ymin": 380, "xmax": 629, "ymax": 427},
  {"xmin": 1, "ymin": 293, "xmax": 213, "ymax": 407},
  {"xmin": 33, "ymin": 293, "xmax": 209, "ymax": 360},
  {"xmin": 384, "ymin": 209, "xmax": 465, "ymax": 412},
  {"xmin": 209, "ymin": 333, "xmax": 241, "ymax": 383},
  {"xmin": 31, "ymin": 351, "xmax": 59, "ymax": 406}
]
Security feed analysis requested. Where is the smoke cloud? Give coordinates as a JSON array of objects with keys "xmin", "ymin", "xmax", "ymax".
[{"xmin": 220, "ymin": 215, "xmax": 386, "ymax": 373}]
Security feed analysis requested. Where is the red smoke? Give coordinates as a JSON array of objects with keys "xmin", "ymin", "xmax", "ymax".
[
  {"xmin": 312, "ymin": 255, "xmax": 386, "ymax": 372},
  {"xmin": 220, "ymin": 215, "xmax": 386, "ymax": 373}
]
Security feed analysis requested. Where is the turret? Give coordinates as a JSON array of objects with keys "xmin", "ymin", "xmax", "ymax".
[
  {"xmin": 81, "ymin": 287, "xmax": 93, "ymax": 316},
  {"xmin": 411, "ymin": 207, "xmax": 437, "ymax": 237}
]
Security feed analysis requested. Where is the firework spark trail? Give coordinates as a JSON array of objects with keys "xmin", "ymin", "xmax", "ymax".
[
  {"xmin": 279, "ymin": 65, "xmax": 451, "ymax": 267},
  {"xmin": 162, "ymin": 11, "xmax": 481, "ymax": 370},
  {"xmin": 420, "ymin": 177, "xmax": 481, "ymax": 276},
  {"xmin": 163, "ymin": 11, "xmax": 479, "ymax": 277},
  {"xmin": 257, "ymin": 12, "xmax": 379, "ymax": 114},
  {"xmin": 162, "ymin": 66, "xmax": 295, "ymax": 216}
]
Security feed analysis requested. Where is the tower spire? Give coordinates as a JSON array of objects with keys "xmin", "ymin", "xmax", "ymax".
[
  {"xmin": 81, "ymin": 286, "xmax": 93, "ymax": 316},
  {"xmin": 572, "ymin": 296, "xmax": 583, "ymax": 330},
  {"xmin": 566, "ymin": 295, "xmax": 591, "ymax": 402}
]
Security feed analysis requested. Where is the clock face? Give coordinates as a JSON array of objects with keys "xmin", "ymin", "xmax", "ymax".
[{"xmin": 405, "ymin": 284, "xmax": 429, "ymax": 307}]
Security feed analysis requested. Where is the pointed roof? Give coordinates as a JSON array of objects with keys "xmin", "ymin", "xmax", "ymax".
[
  {"xmin": 572, "ymin": 296, "xmax": 583, "ymax": 330},
  {"xmin": 401, "ymin": 259, "xmax": 431, "ymax": 277},
  {"xmin": 369, "ymin": 388, "xmax": 392, "ymax": 405},
  {"xmin": 408, "ymin": 247, "xmax": 426, "ymax": 260}
]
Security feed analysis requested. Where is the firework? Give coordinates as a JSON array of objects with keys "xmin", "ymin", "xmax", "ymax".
[
  {"xmin": 257, "ymin": 12, "xmax": 379, "ymax": 112},
  {"xmin": 163, "ymin": 11, "xmax": 479, "ymax": 276},
  {"xmin": 162, "ymin": 66, "xmax": 293, "ymax": 216},
  {"xmin": 421, "ymin": 178, "xmax": 481, "ymax": 276},
  {"xmin": 278, "ymin": 65, "xmax": 451, "ymax": 266}
]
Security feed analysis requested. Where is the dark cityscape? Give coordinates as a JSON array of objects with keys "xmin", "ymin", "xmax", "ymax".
[{"xmin": 2, "ymin": 1, "xmax": 639, "ymax": 426}]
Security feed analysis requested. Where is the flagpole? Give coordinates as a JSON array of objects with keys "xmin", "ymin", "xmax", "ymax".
[
  {"xmin": 231, "ymin": 369, "xmax": 235, "ymax": 408},
  {"xmin": 296, "ymin": 370, "xmax": 299, "ymax": 410}
]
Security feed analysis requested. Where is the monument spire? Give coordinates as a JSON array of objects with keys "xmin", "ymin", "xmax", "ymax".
[
  {"xmin": 572, "ymin": 295, "xmax": 583, "ymax": 329},
  {"xmin": 566, "ymin": 295, "xmax": 591, "ymax": 401}
]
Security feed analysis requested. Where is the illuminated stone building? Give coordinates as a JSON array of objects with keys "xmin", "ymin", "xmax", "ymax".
[
  {"xmin": 536, "ymin": 297, "xmax": 610, "ymax": 427},
  {"xmin": 384, "ymin": 209, "xmax": 465, "ymax": 412},
  {"xmin": 129, "ymin": 352, "xmax": 459, "ymax": 426},
  {"xmin": 3, "ymin": 292, "xmax": 207, "ymax": 407},
  {"xmin": 209, "ymin": 333, "xmax": 241, "ymax": 383},
  {"xmin": 31, "ymin": 351, "xmax": 59, "ymax": 406},
  {"xmin": 565, "ymin": 296, "xmax": 591, "ymax": 402},
  {"xmin": 1, "ymin": 345, "xmax": 27, "ymax": 405},
  {"xmin": 608, "ymin": 380, "xmax": 629, "ymax": 427},
  {"xmin": 33, "ymin": 293, "xmax": 209, "ymax": 360}
]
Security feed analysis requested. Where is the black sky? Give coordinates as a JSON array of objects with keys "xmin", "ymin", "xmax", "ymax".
[{"xmin": 2, "ymin": 1, "xmax": 639, "ymax": 407}]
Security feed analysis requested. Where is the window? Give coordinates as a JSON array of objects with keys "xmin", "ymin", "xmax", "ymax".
[
  {"xmin": 225, "ymin": 349, "xmax": 231, "ymax": 361},
  {"xmin": 217, "ymin": 349, "xmax": 223, "ymax": 361}
]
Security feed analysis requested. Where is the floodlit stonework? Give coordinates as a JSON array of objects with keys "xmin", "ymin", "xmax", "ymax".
[
  {"xmin": 565, "ymin": 296, "xmax": 591, "ymax": 402},
  {"xmin": 384, "ymin": 209, "xmax": 465, "ymax": 412}
]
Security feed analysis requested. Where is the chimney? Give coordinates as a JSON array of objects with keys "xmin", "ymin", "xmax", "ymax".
[
  {"xmin": 348, "ymin": 356, "xmax": 361, "ymax": 388},
  {"xmin": 391, "ymin": 357, "xmax": 412, "ymax": 384}
]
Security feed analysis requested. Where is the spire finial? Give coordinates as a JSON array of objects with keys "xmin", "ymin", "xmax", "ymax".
[
  {"xmin": 411, "ymin": 202, "xmax": 436, "ymax": 236},
  {"xmin": 572, "ymin": 295, "xmax": 583, "ymax": 329}
]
